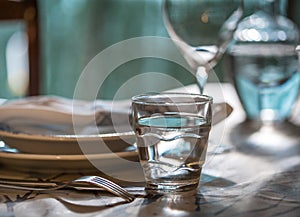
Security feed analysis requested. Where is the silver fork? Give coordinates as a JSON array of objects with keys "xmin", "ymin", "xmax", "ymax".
[
  {"xmin": 71, "ymin": 176, "xmax": 135, "ymax": 202},
  {"xmin": 0, "ymin": 175, "xmax": 135, "ymax": 202}
]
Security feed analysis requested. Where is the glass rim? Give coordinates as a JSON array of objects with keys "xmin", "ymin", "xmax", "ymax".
[{"xmin": 131, "ymin": 92, "xmax": 213, "ymax": 105}]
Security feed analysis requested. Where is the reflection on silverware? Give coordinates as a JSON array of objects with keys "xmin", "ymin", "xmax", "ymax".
[
  {"xmin": 0, "ymin": 141, "xmax": 18, "ymax": 153},
  {"xmin": 0, "ymin": 175, "xmax": 135, "ymax": 203}
]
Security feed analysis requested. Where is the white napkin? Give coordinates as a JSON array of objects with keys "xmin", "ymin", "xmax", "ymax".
[{"xmin": 0, "ymin": 96, "xmax": 131, "ymax": 135}]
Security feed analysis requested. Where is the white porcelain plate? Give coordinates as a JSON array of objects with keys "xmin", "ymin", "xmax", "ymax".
[
  {"xmin": 0, "ymin": 126, "xmax": 136, "ymax": 155},
  {"xmin": 0, "ymin": 96, "xmax": 136, "ymax": 155},
  {"xmin": 0, "ymin": 144, "xmax": 139, "ymax": 173}
]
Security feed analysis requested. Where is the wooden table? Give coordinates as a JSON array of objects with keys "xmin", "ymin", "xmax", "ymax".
[{"xmin": 0, "ymin": 83, "xmax": 299, "ymax": 217}]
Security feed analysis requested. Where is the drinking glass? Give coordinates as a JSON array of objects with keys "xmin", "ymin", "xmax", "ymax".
[
  {"xmin": 163, "ymin": 0, "xmax": 243, "ymax": 93},
  {"xmin": 131, "ymin": 93, "xmax": 213, "ymax": 194}
]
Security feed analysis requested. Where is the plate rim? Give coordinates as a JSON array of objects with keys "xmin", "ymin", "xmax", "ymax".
[
  {"xmin": 0, "ymin": 128, "xmax": 135, "ymax": 142},
  {"xmin": 0, "ymin": 148, "xmax": 139, "ymax": 173},
  {"xmin": 0, "ymin": 149, "xmax": 138, "ymax": 161}
]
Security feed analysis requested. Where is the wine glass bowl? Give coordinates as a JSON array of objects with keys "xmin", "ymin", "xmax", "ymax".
[{"xmin": 163, "ymin": 0, "xmax": 243, "ymax": 93}]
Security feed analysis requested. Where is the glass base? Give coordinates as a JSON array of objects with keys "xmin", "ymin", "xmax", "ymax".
[
  {"xmin": 145, "ymin": 181, "xmax": 199, "ymax": 195},
  {"xmin": 230, "ymin": 119, "xmax": 300, "ymax": 156}
]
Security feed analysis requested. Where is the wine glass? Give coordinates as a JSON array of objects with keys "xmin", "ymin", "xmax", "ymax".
[
  {"xmin": 163, "ymin": 0, "xmax": 244, "ymax": 156},
  {"xmin": 163, "ymin": 0, "xmax": 243, "ymax": 93}
]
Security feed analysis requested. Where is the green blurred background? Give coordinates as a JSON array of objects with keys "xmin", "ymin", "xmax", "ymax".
[{"xmin": 0, "ymin": 0, "xmax": 299, "ymax": 99}]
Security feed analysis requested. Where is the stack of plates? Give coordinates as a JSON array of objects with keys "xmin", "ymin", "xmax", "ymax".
[{"xmin": 0, "ymin": 96, "xmax": 138, "ymax": 173}]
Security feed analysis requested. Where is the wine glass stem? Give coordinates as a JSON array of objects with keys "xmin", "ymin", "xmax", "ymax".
[{"xmin": 196, "ymin": 66, "xmax": 209, "ymax": 94}]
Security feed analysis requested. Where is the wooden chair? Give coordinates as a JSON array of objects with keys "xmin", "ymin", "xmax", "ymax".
[{"xmin": 0, "ymin": 0, "xmax": 39, "ymax": 96}]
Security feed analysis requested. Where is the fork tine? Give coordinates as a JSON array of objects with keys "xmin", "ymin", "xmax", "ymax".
[
  {"xmin": 73, "ymin": 178, "xmax": 130, "ymax": 201},
  {"xmin": 76, "ymin": 176, "xmax": 129, "ymax": 195},
  {"xmin": 91, "ymin": 176, "xmax": 134, "ymax": 199},
  {"xmin": 89, "ymin": 180, "xmax": 132, "ymax": 202},
  {"xmin": 90, "ymin": 176, "xmax": 135, "ymax": 201},
  {"xmin": 72, "ymin": 176, "xmax": 135, "ymax": 202},
  {"xmin": 94, "ymin": 180, "xmax": 135, "ymax": 201}
]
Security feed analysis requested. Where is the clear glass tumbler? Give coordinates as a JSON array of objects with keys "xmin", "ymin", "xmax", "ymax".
[{"xmin": 131, "ymin": 93, "xmax": 213, "ymax": 194}]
